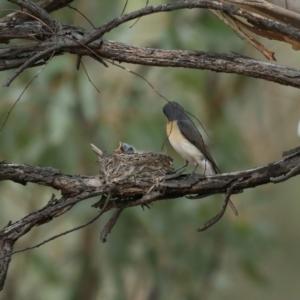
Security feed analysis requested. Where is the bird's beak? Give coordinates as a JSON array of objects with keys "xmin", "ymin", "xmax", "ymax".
[{"xmin": 114, "ymin": 147, "xmax": 122, "ymax": 154}]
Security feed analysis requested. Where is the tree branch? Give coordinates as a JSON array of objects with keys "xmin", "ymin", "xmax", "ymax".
[
  {"xmin": 7, "ymin": 0, "xmax": 58, "ymax": 30},
  {"xmin": 1, "ymin": 0, "xmax": 300, "ymax": 291},
  {"xmin": 1, "ymin": 38, "xmax": 300, "ymax": 88},
  {"xmin": 0, "ymin": 147, "xmax": 300, "ymax": 289},
  {"xmin": 0, "ymin": 239, "xmax": 14, "ymax": 291},
  {"xmin": 80, "ymin": 0, "xmax": 300, "ymax": 44},
  {"xmin": 227, "ymin": 0, "xmax": 300, "ymax": 28},
  {"xmin": 0, "ymin": 0, "xmax": 73, "ymax": 23},
  {"xmin": 96, "ymin": 40, "xmax": 300, "ymax": 88},
  {"xmin": 1, "ymin": 147, "xmax": 300, "ymax": 237},
  {"xmin": 1, "ymin": 1, "xmax": 300, "ymax": 88}
]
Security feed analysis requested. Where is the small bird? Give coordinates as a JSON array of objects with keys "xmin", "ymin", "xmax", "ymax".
[
  {"xmin": 114, "ymin": 142, "xmax": 136, "ymax": 154},
  {"xmin": 163, "ymin": 101, "xmax": 238, "ymax": 216}
]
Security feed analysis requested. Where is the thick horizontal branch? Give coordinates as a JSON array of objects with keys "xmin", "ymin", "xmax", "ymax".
[
  {"xmin": 2, "ymin": 37, "xmax": 300, "ymax": 88},
  {"xmin": 0, "ymin": 147, "xmax": 299, "ymax": 290},
  {"xmin": 1, "ymin": 0, "xmax": 300, "ymax": 87},
  {"xmin": 97, "ymin": 40, "xmax": 300, "ymax": 88},
  {"xmin": 1, "ymin": 147, "xmax": 300, "ymax": 234},
  {"xmin": 0, "ymin": 163, "xmax": 100, "ymax": 195}
]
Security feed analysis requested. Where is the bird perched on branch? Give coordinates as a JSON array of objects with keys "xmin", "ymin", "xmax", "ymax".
[
  {"xmin": 163, "ymin": 101, "xmax": 238, "ymax": 216},
  {"xmin": 115, "ymin": 142, "xmax": 136, "ymax": 154}
]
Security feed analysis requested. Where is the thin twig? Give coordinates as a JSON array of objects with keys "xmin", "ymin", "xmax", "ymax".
[
  {"xmin": 122, "ymin": 190, "xmax": 163, "ymax": 208},
  {"xmin": 60, "ymin": 34, "xmax": 107, "ymax": 68},
  {"xmin": 0, "ymin": 51, "xmax": 55, "ymax": 131},
  {"xmin": 3, "ymin": 31, "xmax": 102, "ymax": 77},
  {"xmin": 0, "ymin": 210, "xmax": 105, "ymax": 259},
  {"xmin": 100, "ymin": 192, "xmax": 112, "ymax": 212},
  {"xmin": 104, "ymin": 59, "xmax": 210, "ymax": 139},
  {"xmin": 129, "ymin": 0, "xmax": 149, "ymax": 28},
  {"xmin": 76, "ymin": 55, "xmax": 82, "ymax": 70},
  {"xmin": 86, "ymin": 0, "xmax": 300, "ymax": 45},
  {"xmin": 197, "ymin": 184, "xmax": 235, "ymax": 232},
  {"xmin": 80, "ymin": 61, "xmax": 101, "ymax": 93},
  {"xmin": 4, "ymin": 45, "xmax": 61, "ymax": 87},
  {"xmin": 270, "ymin": 165, "xmax": 300, "ymax": 183},
  {"xmin": 121, "ymin": 0, "xmax": 128, "ymax": 16},
  {"xmin": 67, "ymin": 5, "xmax": 96, "ymax": 29},
  {"xmin": 1, "ymin": 190, "xmax": 105, "ymax": 238},
  {"xmin": 100, "ymin": 208, "xmax": 123, "ymax": 243}
]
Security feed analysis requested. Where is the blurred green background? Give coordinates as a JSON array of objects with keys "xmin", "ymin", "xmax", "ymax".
[{"xmin": 1, "ymin": 1, "xmax": 300, "ymax": 299}]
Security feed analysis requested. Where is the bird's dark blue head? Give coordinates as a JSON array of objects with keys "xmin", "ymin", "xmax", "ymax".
[{"xmin": 163, "ymin": 101, "xmax": 188, "ymax": 122}]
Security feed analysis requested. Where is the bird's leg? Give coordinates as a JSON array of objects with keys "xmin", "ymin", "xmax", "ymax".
[
  {"xmin": 203, "ymin": 159, "xmax": 207, "ymax": 175},
  {"xmin": 191, "ymin": 163, "xmax": 199, "ymax": 174},
  {"xmin": 175, "ymin": 160, "xmax": 188, "ymax": 172}
]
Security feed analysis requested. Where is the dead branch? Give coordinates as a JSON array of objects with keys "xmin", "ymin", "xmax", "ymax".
[
  {"xmin": 228, "ymin": 0, "xmax": 300, "ymax": 28},
  {"xmin": 80, "ymin": 1, "xmax": 300, "ymax": 45},
  {"xmin": 7, "ymin": 0, "xmax": 57, "ymax": 29},
  {"xmin": 1, "ymin": 148, "xmax": 300, "ymax": 212},
  {"xmin": 0, "ymin": 240, "xmax": 13, "ymax": 291},
  {"xmin": 1, "ymin": 0, "xmax": 300, "ymax": 292},
  {"xmin": 2, "ymin": 39, "xmax": 300, "ymax": 88},
  {"xmin": 100, "ymin": 209, "xmax": 124, "ymax": 243},
  {"xmin": 1, "ymin": 0, "xmax": 300, "ymax": 88},
  {"xmin": 0, "ymin": 0, "xmax": 73, "ymax": 23},
  {"xmin": 0, "ymin": 147, "xmax": 300, "ymax": 289},
  {"xmin": 0, "ymin": 148, "xmax": 299, "ymax": 236}
]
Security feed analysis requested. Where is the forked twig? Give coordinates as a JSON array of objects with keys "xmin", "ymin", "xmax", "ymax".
[
  {"xmin": 0, "ymin": 210, "xmax": 105, "ymax": 260},
  {"xmin": 197, "ymin": 184, "xmax": 235, "ymax": 232},
  {"xmin": 67, "ymin": 5, "xmax": 96, "ymax": 29},
  {"xmin": 129, "ymin": 0, "xmax": 149, "ymax": 28},
  {"xmin": 210, "ymin": 10, "xmax": 276, "ymax": 61},
  {"xmin": 4, "ymin": 45, "xmax": 61, "ymax": 87}
]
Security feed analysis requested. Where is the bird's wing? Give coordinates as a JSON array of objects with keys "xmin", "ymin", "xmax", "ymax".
[{"xmin": 177, "ymin": 120, "xmax": 220, "ymax": 173}]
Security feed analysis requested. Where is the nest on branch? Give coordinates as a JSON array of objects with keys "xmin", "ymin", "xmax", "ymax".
[
  {"xmin": 90, "ymin": 144, "xmax": 174, "ymax": 203},
  {"xmin": 99, "ymin": 152, "xmax": 173, "ymax": 183}
]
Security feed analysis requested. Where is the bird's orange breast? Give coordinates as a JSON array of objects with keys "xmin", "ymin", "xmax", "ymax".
[{"xmin": 166, "ymin": 120, "xmax": 183, "ymax": 143}]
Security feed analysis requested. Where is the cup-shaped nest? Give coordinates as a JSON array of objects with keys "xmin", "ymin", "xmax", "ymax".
[
  {"xmin": 99, "ymin": 152, "xmax": 174, "ymax": 187},
  {"xmin": 91, "ymin": 144, "xmax": 174, "ymax": 205}
]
